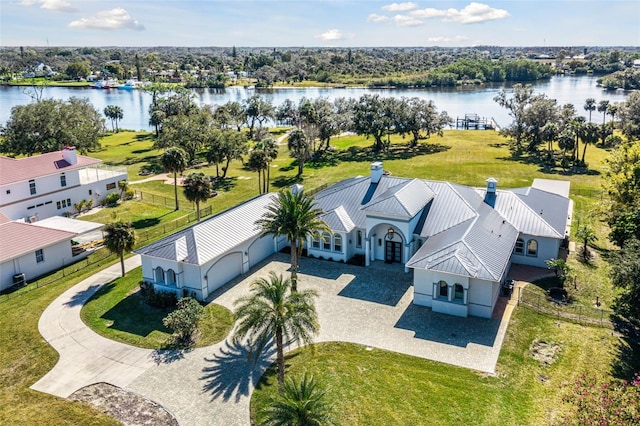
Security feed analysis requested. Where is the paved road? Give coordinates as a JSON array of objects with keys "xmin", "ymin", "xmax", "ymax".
[{"xmin": 32, "ymin": 253, "xmax": 524, "ymax": 425}]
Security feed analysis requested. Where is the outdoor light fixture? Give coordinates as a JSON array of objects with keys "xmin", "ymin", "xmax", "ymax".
[{"xmin": 386, "ymin": 227, "xmax": 395, "ymax": 240}]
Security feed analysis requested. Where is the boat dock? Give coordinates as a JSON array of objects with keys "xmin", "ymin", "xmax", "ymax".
[{"xmin": 455, "ymin": 114, "xmax": 500, "ymax": 131}]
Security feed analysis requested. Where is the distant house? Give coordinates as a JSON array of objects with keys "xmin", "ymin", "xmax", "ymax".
[
  {"xmin": 0, "ymin": 213, "xmax": 103, "ymax": 291},
  {"xmin": 633, "ymin": 59, "xmax": 640, "ymax": 69},
  {"xmin": 136, "ymin": 163, "xmax": 572, "ymax": 318},
  {"xmin": 0, "ymin": 147, "xmax": 127, "ymax": 222}
]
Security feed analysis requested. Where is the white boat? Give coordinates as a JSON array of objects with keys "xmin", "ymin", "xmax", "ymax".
[
  {"xmin": 117, "ymin": 79, "xmax": 137, "ymax": 90},
  {"xmin": 92, "ymin": 78, "xmax": 118, "ymax": 89}
]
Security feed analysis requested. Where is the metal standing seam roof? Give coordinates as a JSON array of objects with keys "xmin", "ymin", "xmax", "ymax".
[
  {"xmin": 361, "ymin": 179, "xmax": 435, "ymax": 218},
  {"xmin": 134, "ymin": 193, "xmax": 277, "ymax": 265},
  {"xmin": 0, "ymin": 153, "xmax": 101, "ymax": 186},
  {"xmin": 475, "ymin": 189, "xmax": 564, "ymax": 238},
  {"xmin": 321, "ymin": 206, "xmax": 355, "ymax": 233},
  {"xmin": 419, "ymin": 182, "xmax": 477, "ymax": 237},
  {"xmin": 0, "ymin": 221, "xmax": 76, "ymax": 262}
]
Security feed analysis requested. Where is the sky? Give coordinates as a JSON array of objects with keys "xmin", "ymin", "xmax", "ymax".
[{"xmin": 1, "ymin": 0, "xmax": 638, "ymax": 47}]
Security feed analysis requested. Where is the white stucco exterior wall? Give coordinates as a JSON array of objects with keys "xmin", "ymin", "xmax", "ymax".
[
  {"xmin": 1, "ymin": 240, "xmax": 73, "ymax": 291},
  {"xmin": 511, "ymin": 234, "xmax": 560, "ymax": 268}
]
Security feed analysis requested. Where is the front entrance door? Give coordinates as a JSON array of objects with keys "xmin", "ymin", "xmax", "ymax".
[{"xmin": 385, "ymin": 240, "xmax": 401, "ymax": 263}]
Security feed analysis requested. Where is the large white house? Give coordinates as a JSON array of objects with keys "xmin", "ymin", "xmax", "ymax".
[
  {"xmin": 0, "ymin": 146, "xmax": 127, "ymax": 222},
  {"xmin": 136, "ymin": 162, "xmax": 572, "ymax": 318}
]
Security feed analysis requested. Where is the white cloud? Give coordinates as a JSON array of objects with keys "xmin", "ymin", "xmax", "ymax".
[
  {"xmin": 68, "ymin": 8, "xmax": 145, "ymax": 31},
  {"xmin": 20, "ymin": 0, "xmax": 76, "ymax": 12},
  {"xmin": 394, "ymin": 14, "xmax": 423, "ymax": 27},
  {"xmin": 367, "ymin": 13, "xmax": 390, "ymax": 23},
  {"xmin": 444, "ymin": 2, "xmax": 510, "ymax": 24},
  {"xmin": 315, "ymin": 29, "xmax": 354, "ymax": 41},
  {"xmin": 409, "ymin": 2, "xmax": 509, "ymax": 25},
  {"xmin": 411, "ymin": 8, "xmax": 447, "ymax": 19},
  {"xmin": 381, "ymin": 2, "xmax": 418, "ymax": 12}
]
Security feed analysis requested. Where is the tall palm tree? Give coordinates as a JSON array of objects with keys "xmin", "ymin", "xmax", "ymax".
[
  {"xmin": 103, "ymin": 221, "xmax": 136, "ymax": 277},
  {"xmin": 183, "ymin": 172, "xmax": 212, "ymax": 221},
  {"xmin": 255, "ymin": 137, "xmax": 279, "ymax": 193},
  {"xmin": 261, "ymin": 373, "xmax": 333, "ymax": 426},
  {"xmin": 256, "ymin": 190, "xmax": 330, "ymax": 291},
  {"xmin": 234, "ymin": 272, "xmax": 319, "ymax": 391},
  {"xmin": 606, "ymin": 103, "xmax": 619, "ymax": 126},
  {"xmin": 581, "ymin": 122, "xmax": 599, "ymax": 164},
  {"xmin": 161, "ymin": 147, "xmax": 188, "ymax": 211},
  {"xmin": 583, "ymin": 98, "xmax": 596, "ymax": 122},
  {"xmin": 597, "ymin": 100, "xmax": 610, "ymax": 125},
  {"xmin": 248, "ymin": 149, "xmax": 268, "ymax": 194}
]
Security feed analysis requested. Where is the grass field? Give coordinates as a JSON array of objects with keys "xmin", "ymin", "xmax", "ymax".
[
  {"xmin": 78, "ymin": 200, "xmax": 187, "ymax": 229},
  {"xmin": 81, "ymin": 267, "xmax": 234, "ymax": 349},
  {"xmin": 252, "ymin": 306, "xmax": 634, "ymax": 425}
]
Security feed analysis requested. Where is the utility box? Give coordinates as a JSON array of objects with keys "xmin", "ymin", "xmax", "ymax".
[{"xmin": 12, "ymin": 273, "xmax": 26, "ymax": 287}]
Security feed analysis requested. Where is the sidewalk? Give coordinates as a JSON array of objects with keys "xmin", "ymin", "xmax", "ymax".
[{"xmin": 30, "ymin": 255, "xmax": 155, "ymax": 398}]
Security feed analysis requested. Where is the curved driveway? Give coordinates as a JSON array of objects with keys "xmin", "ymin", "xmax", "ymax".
[{"xmin": 32, "ymin": 253, "xmax": 523, "ymax": 425}]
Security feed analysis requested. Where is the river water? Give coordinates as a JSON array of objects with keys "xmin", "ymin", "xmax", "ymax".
[{"xmin": 0, "ymin": 76, "xmax": 630, "ymax": 131}]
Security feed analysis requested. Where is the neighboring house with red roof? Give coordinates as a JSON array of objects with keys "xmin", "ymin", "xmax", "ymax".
[
  {"xmin": 0, "ymin": 147, "xmax": 127, "ymax": 222},
  {"xmin": 0, "ymin": 212, "xmax": 103, "ymax": 291}
]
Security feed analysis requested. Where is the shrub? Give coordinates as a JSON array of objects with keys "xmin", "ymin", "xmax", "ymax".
[
  {"xmin": 103, "ymin": 192, "xmax": 120, "ymax": 206},
  {"xmin": 139, "ymin": 281, "xmax": 177, "ymax": 308},
  {"xmin": 123, "ymin": 188, "xmax": 135, "ymax": 200},
  {"xmin": 84, "ymin": 198, "xmax": 93, "ymax": 211},
  {"xmin": 162, "ymin": 297, "xmax": 204, "ymax": 344}
]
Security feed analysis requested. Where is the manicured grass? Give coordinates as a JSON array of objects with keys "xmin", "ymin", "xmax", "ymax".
[
  {"xmin": 80, "ymin": 267, "xmax": 234, "ymax": 349},
  {"xmin": 90, "ymin": 132, "xmax": 163, "ymax": 179},
  {"xmin": 252, "ymin": 306, "xmax": 633, "ymax": 425},
  {"xmin": 0, "ymin": 261, "xmax": 122, "ymax": 425},
  {"xmin": 78, "ymin": 200, "xmax": 187, "ymax": 229}
]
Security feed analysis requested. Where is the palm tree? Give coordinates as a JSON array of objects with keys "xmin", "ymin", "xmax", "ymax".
[
  {"xmin": 288, "ymin": 128, "xmax": 312, "ymax": 176},
  {"xmin": 103, "ymin": 221, "xmax": 136, "ymax": 277},
  {"xmin": 256, "ymin": 189, "xmax": 330, "ymax": 291},
  {"xmin": 597, "ymin": 100, "xmax": 609, "ymax": 126},
  {"xmin": 183, "ymin": 172, "xmax": 212, "ymax": 221},
  {"xmin": 583, "ymin": 98, "xmax": 596, "ymax": 122},
  {"xmin": 580, "ymin": 122, "xmax": 599, "ymax": 164},
  {"xmin": 255, "ymin": 137, "xmax": 279, "ymax": 193},
  {"xmin": 247, "ymin": 149, "xmax": 268, "ymax": 194},
  {"xmin": 234, "ymin": 272, "xmax": 319, "ymax": 391},
  {"xmin": 576, "ymin": 224, "xmax": 598, "ymax": 260},
  {"xmin": 261, "ymin": 373, "xmax": 333, "ymax": 426},
  {"xmin": 104, "ymin": 105, "xmax": 124, "ymax": 132},
  {"xmin": 606, "ymin": 103, "xmax": 619, "ymax": 127},
  {"xmin": 161, "ymin": 147, "xmax": 188, "ymax": 211}
]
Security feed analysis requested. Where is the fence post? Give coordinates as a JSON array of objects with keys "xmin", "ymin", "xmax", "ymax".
[
  {"xmin": 578, "ymin": 306, "xmax": 581, "ymax": 323},
  {"xmin": 537, "ymin": 294, "xmax": 540, "ymax": 310}
]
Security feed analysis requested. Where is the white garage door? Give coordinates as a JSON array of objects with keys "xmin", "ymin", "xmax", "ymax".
[
  {"xmin": 206, "ymin": 252, "xmax": 243, "ymax": 294},
  {"xmin": 248, "ymin": 236, "xmax": 275, "ymax": 268}
]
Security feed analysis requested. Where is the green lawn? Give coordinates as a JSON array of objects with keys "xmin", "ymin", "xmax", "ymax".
[
  {"xmin": 252, "ymin": 306, "xmax": 633, "ymax": 425},
  {"xmin": 89, "ymin": 132, "xmax": 163, "ymax": 179},
  {"xmin": 78, "ymin": 199, "xmax": 187, "ymax": 229},
  {"xmin": 80, "ymin": 267, "xmax": 234, "ymax": 349}
]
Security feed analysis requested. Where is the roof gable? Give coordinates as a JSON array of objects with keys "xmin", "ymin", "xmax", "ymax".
[{"xmin": 361, "ymin": 179, "xmax": 434, "ymax": 218}]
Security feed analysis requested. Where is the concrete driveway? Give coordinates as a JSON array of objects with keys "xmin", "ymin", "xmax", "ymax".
[{"xmin": 33, "ymin": 253, "xmax": 517, "ymax": 425}]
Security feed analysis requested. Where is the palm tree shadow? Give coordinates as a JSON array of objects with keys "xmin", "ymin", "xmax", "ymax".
[{"xmin": 200, "ymin": 339, "xmax": 276, "ymax": 403}]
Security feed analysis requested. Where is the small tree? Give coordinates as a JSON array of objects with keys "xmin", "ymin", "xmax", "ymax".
[
  {"xmin": 183, "ymin": 172, "xmax": 212, "ymax": 221},
  {"xmin": 261, "ymin": 373, "xmax": 334, "ymax": 426},
  {"xmin": 545, "ymin": 258, "xmax": 571, "ymax": 287},
  {"xmin": 103, "ymin": 221, "xmax": 136, "ymax": 277},
  {"xmin": 73, "ymin": 200, "xmax": 86, "ymax": 215},
  {"xmin": 576, "ymin": 224, "xmax": 598, "ymax": 260},
  {"xmin": 162, "ymin": 297, "xmax": 204, "ymax": 345}
]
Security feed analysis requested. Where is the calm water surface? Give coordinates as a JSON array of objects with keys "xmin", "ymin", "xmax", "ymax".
[{"xmin": 0, "ymin": 76, "xmax": 630, "ymax": 131}]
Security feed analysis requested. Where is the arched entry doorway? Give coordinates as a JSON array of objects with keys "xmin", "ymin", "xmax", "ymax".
[{"xmin": 369, "ymin": 225, "xmax": 405, "ymax": 264}]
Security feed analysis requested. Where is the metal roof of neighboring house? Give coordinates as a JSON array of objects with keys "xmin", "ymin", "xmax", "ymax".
[
  {"xmin": 531, "ymin": 178, "xmax": 571, "ymax": 198},
  {"xmin": 0, "ymin": 221, "xmax": 76, "ymax": 262},
  {"xmin": 0, "ymin": 152, "xmax": 101, "ymax": 186},
  {"xmin": 321, "ymin": 206, "xmax": 355, "ymax": 233},
  {"xmin": 361, "ymin": 179, "xmax": 435, "ymax": 218},
  {"xmin": 134, "ymin": 193, "xmax": 277, "ymax": 265}
]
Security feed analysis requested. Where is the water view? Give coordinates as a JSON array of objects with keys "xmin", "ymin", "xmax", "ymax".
[{"xmin": 0, "ymin": 75, "xmax": 630, "ymax": 131}]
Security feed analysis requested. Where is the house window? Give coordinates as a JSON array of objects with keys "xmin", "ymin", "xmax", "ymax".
[
  {"xmin": 35, "ymin": 249, "xmax": 44, "ymax": 263},
  {"xmin": 106, "ymin": 182, "xmax": 116, "ymax": 190},
  {"xmin": 5, "ymin": 190, "xmax": 10, "ymax": 194},
  {"xmin": 438, "ymin": 280, "xmax": 448, "ymax": 298},
  {"xmin": 334, "ymin": 235, "xmax": 342, "ymax": 252},
  {"xmin": 514, "ymin": 238, "xmax": 524, "ymax": 255},
  {"xmin": 166, "ymin": 269, "xmax": 176, "ymax": 286},
  {"xmin": 29, "ymin": 180, "xmax": 36, "ymax": 195},
  {"xmin": 322, "ymin": 232, "xmax": 331, "ymax": 250},
  {"xmin": 356, "ymin": 230, "xmax": 362, "ymax": 248},
  {"xmin": 311, "ymin": 236, "xmax": 320, "ymax": 249},
  {"xmin": 89, "ymin": 189, "xmax": 92, "ymax": 196},
  {"xmin": 454, "ymin": 284, "xmax": 464, "ymax": 301},
  {"xmin": 154, "ymin": 267, "xmax": 165, "ymax": 283},
  {"xmin": 60, "ymin": 173, "xmax": 67, "ymax": 187},
  {"xmin": 527, "ymin": 239, "xmax": 538, "ymax": 257},
  {"xmin": 67, "ymin": 198, "xmax": 71, "ymax": 206}
]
